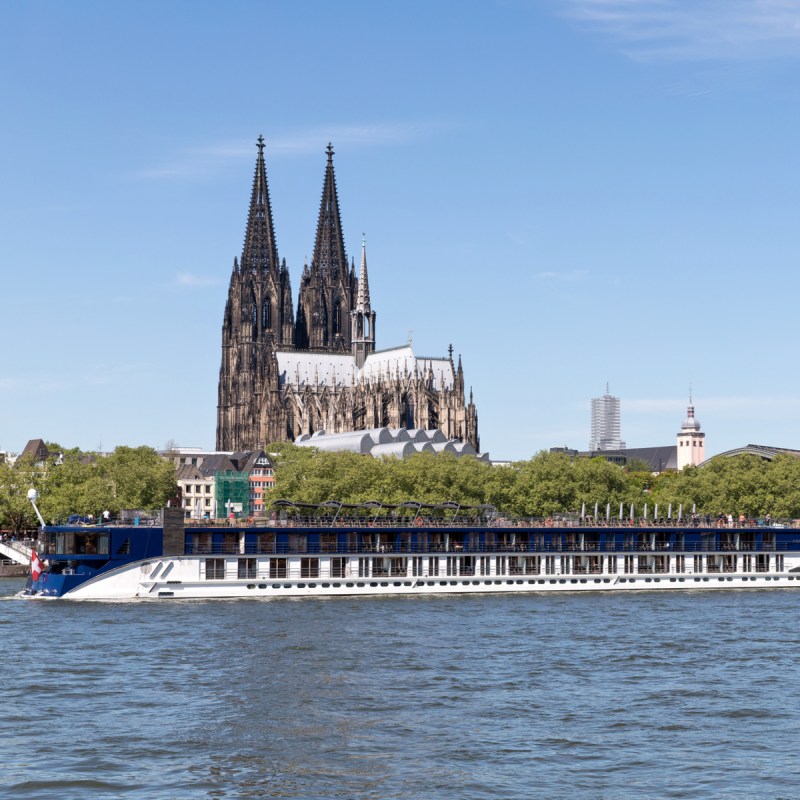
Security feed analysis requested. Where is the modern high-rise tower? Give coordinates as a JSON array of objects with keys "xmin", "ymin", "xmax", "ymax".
[{"xmin": 589, "ymin": 385, "xmax": 625, "ymax": 452}]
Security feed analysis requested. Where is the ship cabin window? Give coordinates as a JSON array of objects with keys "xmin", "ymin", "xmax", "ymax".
[
  {"xmin": 412, "ymin": 556, "xmax": 424, "ymax": 576},
  {"xmin": 287, "ymin": 534, "xmax": 307, "ymax": 554},
  {"xmin": 428, "ymin": 556, "xmax": 439, "ymax": 576},
  {"xmin": 320, "ymin": 534, "xmax": 338, "ymax": 553},
  {"xmin": 761, "ymin": 533, "xmax": 775, "ymax": 551},
  {"xmin": 479, "ymin": 556, "xmax": 490, "ymax": 575},
  {"xmin": 450, "ymin": 556, "xmax": 475, "ymax": 575},
  {"xmin": 498, "ymin": 533, "xmax": 518, "ymax": 552},
  {"xmin": 701, "ymin": 534, "xmax": 717, "ymax": 551},
  {"xmin": 653, "ymin": 533, "xmax": 670, "ymax": 550},
  {"xmin": 464, "ymin": 532, "xmax": 480, "ymax": 551},
  {"xmin": 211, "ymin": 533, "xmax": 238, "ymax": 555},
  {"xmin": 756, "ymin": 554, "xmax": 769, "ymax": 573},
  {"xmin": 358, "ymin": 557, "xmax": 370, "ymax": 577},
  {"xmin": 637, "ymin": 555, "xmax": 668, "ymax": 574},
  {"xmin": 624, "ymin": 555, "xmax": 635, "ymax": 574},
  {"xmin": 693, "ymin": 555, "xmax": 703, "ymax": 573},
  {"xmin": 517, "ymin": 556, "xmax": 539, "ymax": 575},
  {"xmin": 255, "ymin": 533, "xmax": 275, "ymax": 553},
  {"xmin": 331, "ymin": 557, "xmax": 348, "ymax": 578},
  {"xmin": 390, "ymin": 558, "xmax": 408, "ymax": 576},
  {"xmin": 269, "ymin": 558, "xmax": 288, "ymax": 579},
  {"xmin": 48, "ymin": 532, "xmax": 109, "ymax": 555},
  {"xmin": 521, "ymin": 556, "xmax": 536, "ymax": 574},
  {"xmin": 573, "ymin": 555, "xmax": 600, "ymax": 575},
  {"xmin": 238, "ymin": 558, "xmax": 257, "ymax": 579},
  {"xmin": 373, "ymin": 558, "xmax": 390, "ymax": 577},
  {"xmin": 372, "ymin": 534, "xmax": 393, "ymax": 553},
  {"xmin": 190, "ymin": 533, "xmax": 212, "ymax": 554},
  {"xmin": 77, "ymin": 533, "xmax": 108, "ymax": 555},
  {"xmin": 205, "ymin": 558, "xmax": 225, "ymax": 580},
  {"xmin": 301, "ymin": 558, "xmax": 319, "ymax": 578},
  {"xmin": 738, "ymin": 533, "xmax": 755, "ymax": 550}
]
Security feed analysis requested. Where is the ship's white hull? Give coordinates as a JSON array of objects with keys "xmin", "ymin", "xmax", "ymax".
[{"xmin": 61, "ymin": 551, "xmax": 800, "ymax": 600}]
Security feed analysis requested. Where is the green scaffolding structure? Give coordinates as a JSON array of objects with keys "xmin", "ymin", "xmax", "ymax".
[{"xmin": 215, "ymin": 469, "xmax": 250, "ymax": 518}]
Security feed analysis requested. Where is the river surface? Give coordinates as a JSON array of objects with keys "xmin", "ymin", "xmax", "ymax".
[{"xmin": 2, "ymin": 579, "xmax": 799, "ymax": 799}]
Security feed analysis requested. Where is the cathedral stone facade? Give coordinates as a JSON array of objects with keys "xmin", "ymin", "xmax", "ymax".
[{"xmin": 216, "ymin": 137, "xmax": 480, "ymax": 452}]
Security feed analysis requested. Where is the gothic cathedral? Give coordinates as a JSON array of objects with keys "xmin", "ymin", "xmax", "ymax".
[{"xmin": 216, "ymin": 137, "xmax": 480, "ymax": 452}]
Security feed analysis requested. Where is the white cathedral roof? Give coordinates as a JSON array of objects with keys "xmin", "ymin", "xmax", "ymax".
[
  {"xmin": 275, "ymin": 344, "xmax": 455, "ymax": 391},
  {"xmin": 294, "ymin": 427, "xmax": 485, "ymax": 459}
]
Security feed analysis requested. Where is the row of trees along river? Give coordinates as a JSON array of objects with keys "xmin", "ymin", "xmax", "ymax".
[{"xmin": 1, "ymin": 443, "xmax": 798, "ymax": 532}]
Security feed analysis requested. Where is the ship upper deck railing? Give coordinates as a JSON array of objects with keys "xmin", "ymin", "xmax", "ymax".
[{"xmin": 183, "ymin": 515, "xmax": 798, "ymax": 530}]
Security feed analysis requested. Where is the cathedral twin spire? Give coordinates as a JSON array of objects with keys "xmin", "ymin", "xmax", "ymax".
[
  {"xmin": 234, "ymin": 136, "xmax": 371, "ymax": 355},
  {"xmin": 311, "ymin": 143, "xmax": 349, "ymax": 283},
  {"xmin": 241, "ymin": 135, "xmax": 280, "ymax": 275}
]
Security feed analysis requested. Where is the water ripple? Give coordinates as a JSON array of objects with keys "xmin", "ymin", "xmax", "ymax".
[{"xmin": 2, "ymin": 580, "xmax": 800, "ymax": 798}]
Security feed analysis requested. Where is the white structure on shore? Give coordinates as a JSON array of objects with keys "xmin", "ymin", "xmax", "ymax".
[
  {"xmin": 677, "ymin": 396, "xmax": 705, "ymax": 469},
  {"xmin": 295, "ymin": 427, "xmax": 489, "ymax": 460}
]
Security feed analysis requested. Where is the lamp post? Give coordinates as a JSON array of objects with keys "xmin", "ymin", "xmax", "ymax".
[{"xmin": 27, "ymin": 488, "xmax": 45, "ymax": 527}]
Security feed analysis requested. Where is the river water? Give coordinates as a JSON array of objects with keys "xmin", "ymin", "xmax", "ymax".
[{"xmin": 1, "ymin": 578, "xmax": 799, "ymax": 799}]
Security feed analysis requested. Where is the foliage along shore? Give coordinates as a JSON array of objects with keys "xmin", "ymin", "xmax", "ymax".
[
  {"xmin": 1, "ymin": 442, "xmax": 797, "ymax": 533},
  {"xmin": 268, "ymin": 443, "xmax": 797, "ymax": 521}
]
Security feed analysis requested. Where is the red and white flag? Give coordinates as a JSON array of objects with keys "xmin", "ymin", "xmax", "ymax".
[{"xmin": 31, "ymin": 550, "xmax": 44, "ymax": 581}]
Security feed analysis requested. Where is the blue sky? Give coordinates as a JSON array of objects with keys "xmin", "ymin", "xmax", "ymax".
[{"xmin": 2, "ymin": 0, "xmax": 800, "ymax": 461}]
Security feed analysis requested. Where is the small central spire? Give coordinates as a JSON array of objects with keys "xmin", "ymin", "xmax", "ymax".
[
  {"xmin": 326, "ymin": 142, "xmax": 334, "ymax": 162},
  {"xmin": 257, "ymin": 134, "xmax": 265, "ymax": 154},
  {"xmin": 355, "ymin": 235, "xmax": 371, "ymax": 311}
]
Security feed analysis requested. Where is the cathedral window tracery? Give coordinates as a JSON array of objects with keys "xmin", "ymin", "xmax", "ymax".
[
  {"xmin": 333, "ymin": 301, "xmax": 342, "ymax": 337},
  {"xmin": 262, "ymin": 298, "xmax": 272, "ymax": 331}
]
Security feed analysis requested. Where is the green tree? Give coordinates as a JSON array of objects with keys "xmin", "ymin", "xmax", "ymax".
[
  {"xmin": 0, "ymin": 458, "xmax": 45, "ymax": 533},
  {"xmin": 103, "ymin": 446, "xmax": 177, "ymax": 510}
]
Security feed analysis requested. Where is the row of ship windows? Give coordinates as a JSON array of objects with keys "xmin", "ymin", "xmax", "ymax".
[{"xmin": 200, "ymin": 555, "xmax": 788, "ymax": 580}]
